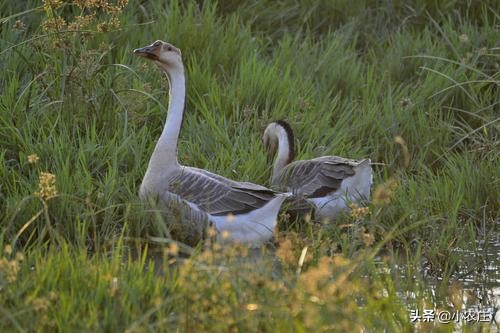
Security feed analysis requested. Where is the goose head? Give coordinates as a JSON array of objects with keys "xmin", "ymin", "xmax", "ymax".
[
  {"xmin": 262, "ymin": 120, "xmax": 295, "ymax": 164},
  {"xmin": 263, "ymin": 123, "xmax": 279, "ymax": 158},
  {"xmin": 134, "ymin": 40, "xmax": 183, "ymax": 74}
]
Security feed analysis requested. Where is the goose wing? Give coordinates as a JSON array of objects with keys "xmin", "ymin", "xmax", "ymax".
[
  {"xmin": 166, "ymin": 167, "xmax": 277, "ymax": 216},
  {"xmin": 156, "ymin": 191, "xmax": 212, "ymax": 245},
  {"xmin": 192, "ymin": 167, "xmax": 273, "ymax": 191},
  {"xmin": 275, "ymin": 156, "xmax": 358, "ymax": 197}
]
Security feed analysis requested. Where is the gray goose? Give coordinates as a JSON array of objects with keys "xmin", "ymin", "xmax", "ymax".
[
  {"xmin": 134, "ymin": 41, "xmax": 288, "ymax": 245},
  {"xmin": 263, "ymin": 120, "xmax": 372, "ymax": 221}
]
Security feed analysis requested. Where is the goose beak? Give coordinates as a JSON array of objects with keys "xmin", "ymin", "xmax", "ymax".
[{"xmin": 133, "ymin": 44, "xmax": 159, "ymax": 60}]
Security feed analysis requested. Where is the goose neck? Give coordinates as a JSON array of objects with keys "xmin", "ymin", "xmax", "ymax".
[
  {"xmin": 272, "ymin": 127, "xmax": 291, "ymax": 179},
  {"xmin": 148, "ymin": 67, "xmax": 185, "ymax": 170}
]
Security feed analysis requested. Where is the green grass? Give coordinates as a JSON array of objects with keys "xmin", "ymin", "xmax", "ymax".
[{"xmin": 0, "ymin": 0, "xmax": 499, "ymax": 331}]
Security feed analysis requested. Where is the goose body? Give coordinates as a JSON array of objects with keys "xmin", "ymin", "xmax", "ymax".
[
  {"xmin": 134, "ymin": 41, "xmax": 287, "ymax": 245},
  {"xmin": 263, "ymin": 121, "xmax": 373, "ymax": 221}
]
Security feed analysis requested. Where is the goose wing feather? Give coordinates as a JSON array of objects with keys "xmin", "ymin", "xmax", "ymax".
[
  {"xmin": 156, "ymin": 191, "xmax": 211, "ymax": 244},
  {"xmin": 192, "ymin": 167, "xmax": 273, "ymax": 192},
  {"xmin": 275, "ymin": 156, "xmax": 358, "ymax": 197},
  {"xmin": 166, "ymin": 167, "xmax": 277, "ymax": 216}
]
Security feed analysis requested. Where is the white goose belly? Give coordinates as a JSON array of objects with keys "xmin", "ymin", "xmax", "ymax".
[
  {"xmin": 307, "ymin": 172, "xmax": 372, "ymax": 222},
  {"xmin": 310, "ymin": 195, "xmax": 350, "ymax": 221}
]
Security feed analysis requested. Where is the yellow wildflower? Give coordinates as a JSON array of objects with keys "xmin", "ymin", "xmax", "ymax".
[
  {"xmin": 15, "ymin": 252, "xmax": 25, "ymax": 262},
  {"xmin": 13, "ymin": 20, "xmax": 26, "ymax": 32},
  {"xmin": 206, "ymin": 226, "xmax": 217, "ymax": 238},
  {"xmin": 27, "ymin": 154, "xmax": 40, "ymax": 164},
  {"xmin": 372, "ymin": 178, "xmax": 397, "ymax": 205},
  {"xmin": 96, "ymin": 17, "xmax": 120, "ymax": 32},
  {"xmin": 0, "ymin": 247, "xmax": 24, "ymax": 283},
  {"xmin": 458, "ymin": 34, "xmax": 469, "ymax": 43},
  {"xmin": 399, "ymin": 97, "xmax": 412, "ymax": 108},
  {"xmin": 4, "ymin": 245, "xmax": 12, "ymax": 255},
  {"xmin": 43, "ymin": 0, "xmax": 63, "ymax": 9},
  {"xmin": 276, "ymin": 237, "xmax": 295, "ymax": 266},
  {"xmin": 394, "ymin": 136, "xmax": 410, "ymax": 168},
  {"xmin": 31, "ymin": 297, "xmax": 50, "ymax": 311},
  {"xmin": 245, "ymin": 303, "xmax": 259, "ymax": 311},
  {"xmin": 68, "ymin": 14, "xmax": 94, "ymax": 31},
  {"xmin": 0, "ymin": 257, "xmax": 20, "ymax": 283},
  {"xmin": 167, "ymin": 242, "xmax": 179, "ymax": 256},
  {"xmin": 299, "ymin": 256, "xmax": 332, "ymax": 295},
  {"xmin": 48, "ymin": 291, "xmax": 58, "ymax": 301},
  {"xmin": 361, "ymin": 233, "xmax": 375, "ymax": 247},
  {"xmin": 331, "ymin": 254, "xmax": 350, "ymax": 267},
  {"xmin": 35, "ymin": 171, "xmax": 58, "ymax": 200},
  {"xmin": 42, "ymin": 17, "xmax": 67, "ymax": 32},
  {"xmin": 349, "ymin": 203, "xmax": 370, "ymax": 219}
]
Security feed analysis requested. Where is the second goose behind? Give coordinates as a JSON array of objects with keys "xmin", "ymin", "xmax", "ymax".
[{"xmin": 263, "ymin": 120, "xmax": 372, "ymax": 221}]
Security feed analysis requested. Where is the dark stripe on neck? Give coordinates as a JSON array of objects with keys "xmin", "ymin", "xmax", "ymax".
[{"xmin": 274, "ymin": 120, "xmax": 295, "ymax": 163}]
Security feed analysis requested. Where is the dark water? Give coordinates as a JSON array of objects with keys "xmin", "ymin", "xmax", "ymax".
[{"xmin": 376, "ymin": 219, "xmax": 499, "ymax": 330}]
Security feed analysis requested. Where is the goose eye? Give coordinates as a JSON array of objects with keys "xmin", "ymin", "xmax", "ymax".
[{"xmin": 166, "ymin": 46, "xmax": 173, "ymax": 51}]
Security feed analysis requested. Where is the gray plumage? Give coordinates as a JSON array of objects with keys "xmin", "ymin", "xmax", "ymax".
[
  {"xmin": 154, "ymin": 191, "xmax": 212, "ymax": 245},
  {"xmin": 263, "ymin": 121, "xmax": 373, "ymax": 221},
  {"xmin": 165, "ymin": 166, "xmax": 278, "ymax": 216},
  {"xmin": 273, "ymin": 156, "xmax": 358, "ymax": 197}
]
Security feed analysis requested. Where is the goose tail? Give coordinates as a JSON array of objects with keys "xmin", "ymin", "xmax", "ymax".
[{"xmin": 352, "ymin": 159, "xmax": 373, "ymax": 200}]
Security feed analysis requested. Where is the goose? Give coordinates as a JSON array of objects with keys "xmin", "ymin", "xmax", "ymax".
[
  {"xmin": 133, "ymin": 40, "xmax": 288, "ymax": 245},
  {"xmin": 262, "ymin": 120, "xmax": 373, "ymax": 221}
]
